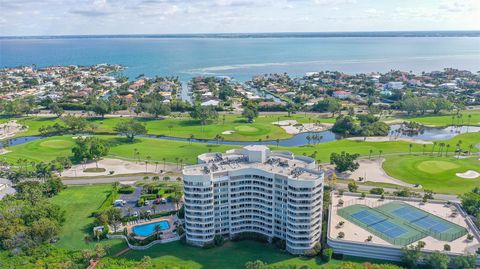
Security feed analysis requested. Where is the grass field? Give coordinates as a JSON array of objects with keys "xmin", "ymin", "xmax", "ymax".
[
  {"xmin": 383, "ymin": 155, "xmax": 480, "ymax": 194},
  {"xmin": 50, "ymin": 184, "xmax": 123, "ymax": 251},
  {"xmin": 1, "ymin": 113, "xmax": 336, "ymax": 141},
  {"xmin": 46, "ymin": 185, "xmax": 397, "ymax": 269},
  {"xmin": 4, "ymin": 131, "xmax": 478, "ymax": 165},
  {"xmin": 119, "ymin": 240, "xmax": 396, "ymax": 269},
  {"xmin": 393, "ymin": 110, "xmax": 480, "ymax": 127}
]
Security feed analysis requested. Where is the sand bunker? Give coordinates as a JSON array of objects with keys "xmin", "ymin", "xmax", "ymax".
[
  {"xmin": 62, "ymin": 158, "xmax": 180, "ymax": 177},
  {"xmin": 272, "ymin": 120, "xmax": 331, "ymax": 134},
  {"xmin": 222, "ymin": 130, "xmax": 235, "ymax": 135},
  {"xmin": 0, "ymin": 120, "xmax": 26, "ymax": 140},
  {"xmin": 456, "ymin": 170, "xmax": 480, "ymax": 179},
  {"xmin": 346, "ymin": 136, "xmax": 432, "ymax": 145},
  {"xmin": 0, "ymin": 149, "xmax": 11, "ymax": 155}
]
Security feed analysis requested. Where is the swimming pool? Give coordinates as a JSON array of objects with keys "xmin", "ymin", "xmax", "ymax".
[{"xmin": 132, "ymin": 220, "xmax": 170, "ymax": 237}]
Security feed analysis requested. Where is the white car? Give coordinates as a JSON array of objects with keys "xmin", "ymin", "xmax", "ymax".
[
  {"xmin": 144, "ymin": 200, "xmax": 150, "ymax": 206},
  {"xmin": 132, "ymin": 212, "xmax": 139, "ymax": 217},
  {"xmin": 146, "ymin": 210, "xmax": 152, "ymax": 214}
]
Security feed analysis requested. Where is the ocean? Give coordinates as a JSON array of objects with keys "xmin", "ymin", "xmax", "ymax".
[{"xmin": 1, "ymin": 32, "xmax": 479, "ymax": 81}]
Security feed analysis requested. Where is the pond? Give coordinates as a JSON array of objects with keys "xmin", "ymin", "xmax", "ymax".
[
  {"xmin": 0, "ymin": 124, "xmax": 478, "ymax": 149},
  {"xmin": 389, "ymin": 125, "xmax": 480, "ymax": 141}
]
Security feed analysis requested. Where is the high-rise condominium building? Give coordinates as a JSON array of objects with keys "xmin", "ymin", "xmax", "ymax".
[{"xmin": 182, "ymin": 145, "xmax": 324, "ymax": 254}]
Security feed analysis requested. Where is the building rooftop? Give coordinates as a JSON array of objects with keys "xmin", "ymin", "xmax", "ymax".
[{"xmin": 183, "ymin": 146, "xmax": 323, "ymax": 181}]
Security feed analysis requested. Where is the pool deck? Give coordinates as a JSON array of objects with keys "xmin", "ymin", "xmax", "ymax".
[
  {"xmin": 330, "ymin": 193, "xmax": 480, "ymax": 255},
  {"xmin": 123, "ymin": 215, "xmax": 177, "ymax": 240}
]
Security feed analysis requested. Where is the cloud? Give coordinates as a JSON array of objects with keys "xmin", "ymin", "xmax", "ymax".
[{"xmin": 439, "ymin": 1, "xmax": 469, "ymax": 12}]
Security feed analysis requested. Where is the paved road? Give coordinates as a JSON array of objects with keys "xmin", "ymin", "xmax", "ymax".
[
  {"xmin": 62, "ymin": 175, "xmax": 148, "ymax": 185},
  {"xmin": 335, "ymin": 182, "xmax": 460, "ymax": 202},
  {"xmin": 180, "ymin": 82, "xmax": 192, "ymax": 104},
  {"xmin": 62, "ymin": 175, "xmax": 460, "ymax": 202}
]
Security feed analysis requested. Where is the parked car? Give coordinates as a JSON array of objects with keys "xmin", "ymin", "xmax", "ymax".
[
  {"xmin": 133, "ymin": 212, "xmax": 139, "ymax": 217},
  {"xmin": 145, "ymin": 200, "xmax": 150, "ymax": 206}
]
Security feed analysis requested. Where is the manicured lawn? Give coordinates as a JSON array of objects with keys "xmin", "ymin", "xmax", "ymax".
[
  {"xmin": 383, "ymin": 155, "xmax": 480, "ymax": 194},
  {"xmin": 119, "ymin": 240, "xmax": 395, "ymax": 269},
  {"xmin": 50, "ymin": 184, "xmax": 123, "ymax": 251},
  {"xmin": 3, "ymin": 113, "xmax": 336, "ymax": 141},
  {"xmin": 392, "ymin": 110, "xmax": 480, "ymax": 127},
  {"xmin": 2, "ymin": 135, "xmax": 75, "ymax": 163}
]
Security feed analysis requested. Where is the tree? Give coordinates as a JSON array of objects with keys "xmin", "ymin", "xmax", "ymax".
[
  {"xmin": 114, "ymin": 119, "xmax": 147, "ymax": 142},
  {"xmin": 49, "ymin": 103, "xmax": 64, "ymax": 118},
  {"xmin": 348, "ymin": 182, "xmax": 358, "ymax": 192},
  {"xmin": 30, "ymin": 218, "xmax": 61, "ymax": 244},
  {"xmin": 102, "ymin": 208, "xmax": 122, "ymax": 232},
  {"xmin": 331, "ymin": 115, "xmax": 359, "ymax": 135},
  {"xmin": 424, "ymin": 251, "xmax": 449, "ymax": 269},
  {"xmin": 61, "ymin": 115, "xmax": 89, "ymax": 134},
  {"xmin": 321, "ymin": 248, "xmax": 333, "ymax": 262},
  {"xmin": 330, "ymin": 151, "xmax": 360, "ymax": 173},
  {"xmin": 214, "ymin": 234, "xmax": 224, "ymax": 246},
  {"xmin": 242, "ymin": 103, "xmax": 259, "ymax": 123},
  {"xmin": 190, "ymin": 105, "xmax": 218, "ymax": 125},
  {"xmin": 401, "ymin": 245, "xmax": 423, "ymax": 269},
  {"xmin": 154, "ymin": 224, "xmax": 162, "ymax": 239},
  {"xmin": 460, "ymin": 187, "xmax": 480, "ymax": 216},
  {"xmin": 90, "ymin": 99, "xmax": 111, "ymax": 118},
  {"xmin": 72, "ymin": 137, "xmax": 110, "ymax": 167},
  {"xmin": 245, "ymin": 260, "xmax": 268, "ymax": 269},
  {"xmin": 94, "ymin": 244, "xmax": 106, "ymax": 259},
  {"xmin": 312, "ymin": 97, "xmax": 341, "ymax": 116},
  {"xmin": 145, "ymin": 100, "xmax": 171, "ymax": 118},
  {"xmin": 451, "ymin": 255, "xmax": 477, "ymax": 269}
]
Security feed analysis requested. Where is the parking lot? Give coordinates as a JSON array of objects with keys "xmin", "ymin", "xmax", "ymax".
[{"xmin": 116, "ymin": 186, "xmax": 177, "ymax": 217}]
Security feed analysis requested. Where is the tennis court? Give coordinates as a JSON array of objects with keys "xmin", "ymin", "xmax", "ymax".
[
  {"xmin": 338, "ymin": 204, "xmax": 425, "ymax": 245},
  {"xmin": 376, "ymin": 202, "xmax": 468, "ymax": 242}
]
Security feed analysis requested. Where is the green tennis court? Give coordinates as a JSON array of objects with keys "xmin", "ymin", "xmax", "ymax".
[
  {"xmin": 376, "ymin": 202, "xmax": 467, "ymax": 242},
  {"xmin": 338, "ymin": 204, "xmax": 425, "ymax": 246},
  {"xmin": 338, "ymin": 202, "xmax": 468, "ymax": 245}
]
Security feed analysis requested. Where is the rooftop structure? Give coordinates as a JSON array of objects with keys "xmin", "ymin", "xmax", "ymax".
[{"xmin": 182, "ymin": 146, "xmax": 324, "ymax": 254}]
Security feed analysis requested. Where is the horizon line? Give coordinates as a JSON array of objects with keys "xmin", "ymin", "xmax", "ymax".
[{"xmin": 1, "ymin": 30, "xmax": 480, "ymax": 39}]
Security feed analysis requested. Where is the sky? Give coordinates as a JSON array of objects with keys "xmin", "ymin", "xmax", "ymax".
[{"xmin": 1, "ymin": 0, "xmax": 479, "ymax": 36}]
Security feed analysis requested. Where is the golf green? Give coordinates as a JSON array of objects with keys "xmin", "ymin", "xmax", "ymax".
[
  {"xmin": 234, "ymin": 125, "xmax": 260, "ymax": 133},
  {"xmin": 383, "ymin": 155, "xmax": 480, "ymax": 194},
  {"xmin": 416, "ymin": 160, "xmax": 461, "ymax": 174},
  {"xmin": 39, "ymin": 139, "xmax": 75, "ymax": 149}
]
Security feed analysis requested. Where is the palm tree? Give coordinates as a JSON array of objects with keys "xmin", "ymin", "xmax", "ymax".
[
  {"xmin": 445, "ymin": 144, "xmax": 450, "ymax": 157},
  {"xmin": 369, "ymin": 149, "xmax": 373, "ymax": 160},
  {"xmin": 150, "ymin": 205, "xmax": 156, "ymax": 214},
  {"xmin": 175, "ymin": 157, "xmax": 179, "ymax": 169},
  {"xmin": 112, "ymin": 181, "xmax": 120, "ymax": 193},
  {"xmin": 422, "ymin": 144, "xmax": 426, "ymax": 155},
  {"xmin": 162, "ymin": 157, "xmax": 166, "ymax": 171},
  {"xmin": 431, "ymin": 142, "xmax": 437, "ymax": 156},
  {"xmin": 306, "ymin": 135, "xmax": 311, "ymax": 145},
  {"xmin": 154, "ymin": 161, "xmax": 159, "ymax": 172},
  {"xmin": 145, "ymin": 156, "xmax": 151, "ymax": 172},
  {"xmin": 154, "ymin": 224, "xmax": 162, "ymax": 240},
  {"xmin": 276, "ymin": 139, "xmax": 280, "ymax": 148},
  {"xmin": 189, "ymin": 134, "xmax": 194, "ymax": 145},
  {"xmin": 378, "ymin": 150, "xmax": 383, "ymax": 159},
  {"xmin": 408, "ymin": 144, "xmax": 413, "ymax": 155}
]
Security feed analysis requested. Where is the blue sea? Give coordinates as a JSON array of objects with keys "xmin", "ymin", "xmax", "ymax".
[{"xmin": 1, "ymin": 32, "xmax": 479, "ymax": 81}]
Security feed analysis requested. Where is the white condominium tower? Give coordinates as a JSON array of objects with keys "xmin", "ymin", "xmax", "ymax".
[{"xmin": 182, "ymin": 145, "xmax": 324, "ymax": 254}]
